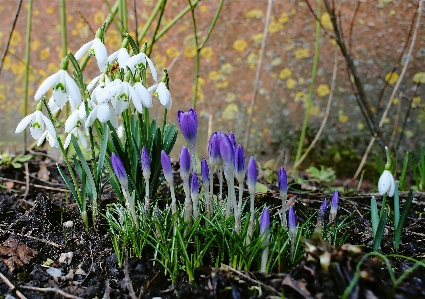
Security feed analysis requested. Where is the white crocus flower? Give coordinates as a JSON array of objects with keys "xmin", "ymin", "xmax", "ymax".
[
  {"xmin": 34, "ymin": 69, "xmax": 81, "ymax": 108},
  {"xmin": 148, "ymin": 82, "xmax": 172, "ymax": 110},
  {"xmin": 15, "ymin": 110, "xmax": 56, "ymax": 140},
  {"xmin": 64, "ymin": 127, "xmax": 88, "ymax": 149},
  {"xmin": 108, "ymin": 48, "xmax": 130, "ymax": 69},
  {"xmin": 378, "ymin": 169, "xmax": 395, "ymax": 197},
  {"xmin": 74, "ymin": 36, "xmax": 107, "ymax": 72},
  {"xmin": 37, "ymin": 130, "xmax": 59, "ymax": 148},
  {"xmin": 125, "ymin": 52, "xmax": 157, "ymax": 81}
]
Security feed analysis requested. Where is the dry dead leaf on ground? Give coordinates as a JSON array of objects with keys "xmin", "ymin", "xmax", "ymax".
[
  {"xmin": 37, "ymin": 164, "xmax": 50, "ymax": 181},
  {"xmin": 0, "ymin": 238, "xmax": 37, "ymax": 272},
  {"xmin": 5, "ymin": 181, "xmax": 14, "ymax": 193}
]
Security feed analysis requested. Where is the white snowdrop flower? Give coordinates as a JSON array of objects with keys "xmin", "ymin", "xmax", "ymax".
[
  {"xmin": 85, "ymin": 102, "xmax": 118, "ymax": 129},
  {"xmin": 74, "ymin": 29, "xmax": 108, "ymax": 72},
  {"xmin": 64, "ymin": 127, "xmax": 88, "ymax": 149},
  {"xmin": 125, "ymin": 52, "xmax": 157, "ymax": 81},
  {"xmin": 134, "ymin": 81, "xmax": 153, "ymax": 108},
  {"xmin": 65, "ymin": 105, "xmax": 86, "ymax": 133},
  {"xmin": 108, "ymin": 48, "xmax": 131, "ymax": 69},
  {"xmin": 148, "ymin": 82, "xmax": 172, "ymax": 110},
  {"xmin": 37, "ymin": 130, "xmax": 59, "ymax": 148},
  {"xmin": 117, "ymin": 125, "xmax": 124, "ymax": 139},
  {"xmin": 15, "ymin": 109, "xmax": 56, "ymax": 140},
  {"xmin": 48, "ymin": 97, "xmax": 61, "ymax": 114},
  {"xmin": 378, "ymin": 169, "xmax": 395, "ymax": 197},
  {"xmin": 34, "ymin": 69, "xmax": 81, "ymax": 107}
]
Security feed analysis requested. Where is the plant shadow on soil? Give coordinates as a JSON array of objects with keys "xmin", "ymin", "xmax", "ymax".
[{"xmin": 0, "ymin": 156, "xmax": 425, "ymax": 298}]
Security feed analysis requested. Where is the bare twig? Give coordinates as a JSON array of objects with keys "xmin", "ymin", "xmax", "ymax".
[
  {"xmin": 346, "ymin": 0, "xmax": 423, "ymax": 186},
  {"xmin": 0, "ymin": 272, "xmax": 27, "ymax": 299},
  {"xmin": 0, "ymin": 177, "xmax": 69, "ymax": 192},
  {"xmin": 0, "ymin": 229, "xmax": 64, "ymax": 248},
  {"xmin": 133, "ymin": 0, "xmax": 139, "ymax": 49},
  {"xmin": 0, "ymin": 0, "xmax": 23, "ymax": 75},
  {"xmin": 19, "ymin": 286, "xmax": 82, "ymax": 299},
  {"xmin": 22, "ymin": 162, "xmax": 29, "ymax": 200},
  {"xmin": 348, "ymin": 0, "xmax": 361, "ymax": 53},
  {"xmin": 289, "ymin": 49, "xmax": 338, "ymax": 175},
  {"xmin": 77, "ymin": 11, "xmax": 95, "ymax": 36},
  {"xmin": 243, "ymin": 0, "xmax": 273, "ymax": 150},
  {"xmin": 221, "ymin": 264, "xmax": 281, "ymax": 296}
]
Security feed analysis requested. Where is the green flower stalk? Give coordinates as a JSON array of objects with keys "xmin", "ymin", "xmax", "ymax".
[{"xmin": 111, "ymin": 153, "xmax": 138, "ymax": 229}]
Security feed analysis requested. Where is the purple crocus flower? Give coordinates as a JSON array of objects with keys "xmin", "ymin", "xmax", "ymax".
[
  {"xmin": 318, "ymin": 199, "xmax": 327, "ymax": 227},
  {"xmin": 141, "ymin": 147, "xmax": 151, "ymax": 179},
  {"xmin": 208, "ymin": 132, "xmax": 221, "ymax": 167},
  {"xmin": 111, "ymin": 153, "xmax": 128, "ymax": 189},
  {"xmin": 190, "ymin": 172, "xmax": 199, "ymax": 199},
  {"xmin": 177, "ymin": 108, "xmax": 198, "ymax": 148},
  {"xmin": 247, "ymin": 156, "xmax": 257, "ymax": 194},
  {"xmin": 234, "ymin": 145, "xmax": 245, "ymax": 183},
  {"xmin": 278, "ymin": 167, "xmax": 288, "ymax": 193},
  {"xmin": 259, "ymin": 206, "xmax": 270, "ymax": 234},
  {"xmin": 288, "ymin": 206, "xmax": 296, "ymax": 231},
  {"xmin": 201, "ymin": 157, "xmax": 209, "ymax": 185},
  {"xmin": 331, "ymin": 190, "xmax": 339, "ymax": 213},
  {"xmin": 229, "ymin": 131, "xmax": 236, "ymax": 149},
  {"xmin": 218, "ymin": 132, "xmax": 234, "ymax": 177},
  {"xmin": 161, "ymin": 150, "xmax": 173, "ymax": 185},
  {"xmin": 179, "ymin": 146, "xmax": 191, "ymax": 182}
]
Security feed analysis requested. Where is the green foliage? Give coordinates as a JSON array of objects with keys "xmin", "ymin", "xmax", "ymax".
[
  {"xmin": 0, "ymin": 152, "xmax": 33, "ymax": 168},
  {"xmin": 305, "ymin": 165, "xmax": 336, "ymax": 183}
]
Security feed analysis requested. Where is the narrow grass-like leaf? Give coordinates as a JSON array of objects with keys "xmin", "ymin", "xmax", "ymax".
[
  {"xmin": 393, "ymin": 182, "xmax": 400, "ymax": 230},
  {"xmin": 57, "ymin": 164, "xmax": 80, "ymax": 208},
  {"xmin": 373, "ymin": 206, "xmax": 387, "ymax": 251},
  {"xmin": 370, "ymin": 196, "xmax": 379, "ymax": 238},
  {"xmin": 399, "ymin": 152, "xmax": 409, "ymax": 191}
]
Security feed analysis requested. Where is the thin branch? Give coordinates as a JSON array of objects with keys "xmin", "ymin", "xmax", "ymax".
[
  {"xmin": 133, "ymin": 0, "xmax": 139, "ymax": 49},
  {"xmin": 19, "ymin": 286, "xmax": 83, "ymax": 299},
  {"xmin": 0, "ymin": 272, "xmax": 27, "ymax": 299},
  {"xmin": 243, "ymin": 0, "xmax": 273, "ymax": 150},
  {"xmin": 0, "ymin": 0, "xmax": 23, "ymax": 76},
  {"xmin": 348, "ymin": 0, "xmax": 361, "ymax": 52},
  {"xmin": 346, "ymin": 0, "xmax": 423, "ymax": 186}
]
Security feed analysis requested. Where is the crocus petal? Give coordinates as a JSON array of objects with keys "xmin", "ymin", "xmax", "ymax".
[
  {"xmin": 145, "ymin": 56, "xmax": 157, "ymax": 81},
  {"xmin": 74, "ymin": 40, "xmax": 94, "ymax": 60},
  {"xmin": 34, "ymin": 72, "xmax": 59, "ymax": 101},
  {"xmin": 93, "ymin": 38, "xmax": 107, "ymax": 72},
  {"xmin": 247, "ymin": 156, "xmax": 257, "ymax": 194},
  {"xmin": 37, "ymin": 131, "xmax": 49, "ymax": 146},
  {"xmin": 41, "ymin": 114, "xmax": 56, "ymax": 138},
  {"xmin": 64, "ymin": 72, "xmax": 81, "ymax": 105},
  {"xmin": 15, "ymin": 114, "xmax": 34, "ymax": 134}
]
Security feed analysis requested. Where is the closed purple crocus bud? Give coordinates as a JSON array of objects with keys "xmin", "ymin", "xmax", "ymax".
[
  {"xmin": 208, "ymin": 132, "xmax": 221, "ymax": 167},
  {"xmin": 191, "ymin": 172, "xmax": 199, "ymax": 199},
  {"xmin": 201, "ymin": 157, "xmax": 209, "ymax": 185},
  {"xmin": 177, "ymin": 108, "xmax": 198, "ymax": 148},
  {"xmin": 259, "ymin": 206, "xmax": 270, "ymax": 235},
  {"xmin": 288, "ymin": 206, "xmax": 296, "ymax": 231},
  {"xmin": 229, "ymin": 131, "xmax": 236, "ymax": 149},
  {"xmin": 278, "ymin": 167, "xmax": 288, "ymax": 193},
  {"xmin": 161, "ymin": 150, "xmax": 173, "ymax": 185},
  {"xmin": 141, "ymin": 147, "xmax": 151, "ymax": 179},
  {"xmin": 111, "ymin": 153, "xmax": 128, "ymax": 189},
  {"xmin": 179, "ymin": 146, "xmax": 191, "ymax": 182},
  {"xmin": 234, "ymin": 145, "xmax": 245, "ymax": 183},
  {"xmin": 331, "ymin": 190, "xmax": 339, "ymax": 213},
  {"xmin": 247, "ymin": 156, "xmax": 257, "ymax": 194},
  {"xmin": 318, "ymin": 199, "xmax": 327, "ymax": 227},
  {"xmin": 218, "ymin": 132, "xmax": 234, "ymax": 177}
]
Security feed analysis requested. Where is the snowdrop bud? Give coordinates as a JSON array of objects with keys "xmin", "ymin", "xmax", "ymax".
[
  {"xmin": 141, "ymin": 147, "xmax": 150, "ymax": 179},
  {"xmin": 234, "ymin": 145, "xmax": 245, "ymax": 183},
  {"xmin": 111, "ymin": 153, "xmax": 128, "ymax": 190},
  {"xmin": 259, "ymin": 206, "xmax": 270, "ymax": 235},
  {"xmin": 378, "ymin": 170, "xmax": 395, "ymax": 197},
  {"xmin": 278, "ymin": 167, "xmax": 288, "ymax": 193},
  {"xmin": 201, "ymin": 158, "xmax": 209, "ymax": 185},
  {"xmin": 247, "ymin": 156, "xmax": 257, "ymax": 195},
  {"xmin": 161, "ymin": 150, "xmax": 173, "ymax": 186},
  {"xmin": 177, "ymin": 108, "xmax": 198, "ymax": 149},
  {"xmin": 288, "ymin": 206, "xmax": 296, "ymax": 232},
  {"xmin": 180, "ymin": 146, "xmax": 191, "ymax": 183}
]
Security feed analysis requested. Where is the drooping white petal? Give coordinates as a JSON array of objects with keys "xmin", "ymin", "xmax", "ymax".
[
  {"xmin": 85, "ymin": 106, "xmax": 98, "ymax": 128},
  {"xmin": 77, "ymin": 129, "xmax": 88, "ymax": 149},
  {"xmin": 93, "ymin": 38, "xmax": 107, "ymax": 72},
  {"xmin": 388, "ymin": 172, "xmax": 395, "ymax": 197},
  {"xmin": 147, "ymin": 84, "xmax": 158, "ymax": 94},
  {"xmin": 109, "ymin": 109, "xmax": 119, "ymax": 128},
  {"xmin": 87, "ymin": 74, "xmax": 102, "ymax": 91},
  {"xmin": 378, "ymin": 170, "xmax": 393, "ymax": 196},
  {"xmin": 145, "ymin": 56, "xmax": 157, "ymax": 81},
  {"xmin": 64, "ymin": 71, "xmax": 81, "ymax": 104},
  {"xmin": 74, "ymin": 40, "xmax": 94, "ymax": 60},
  {"xmin": 134, "ymin": 82, "xmax": 152, "ymax": 108},
  {"xmin": 15, "ymin": 114, "xmax": 34, "ymax": 133},
  {"xmin": 65, "ymin": 110, "xmax": 80, "ymax": 133},
  {"xmin": 34, "ymin": 72, "xmax": 59, "ymax": 101},
  {"xmin": 64, "ymin": 132, "xmax": 73, "ymax": 149},
  {"xmin": 41, "ymin": 114, "xmax": 56, "ymax": 138},
  {"xmin": 47, "ymin": 132, "xmax": 59, "ymax": 148},
  {"xmin": 125, "ymin": 52, "xmax": 146, "ymax": 74},
  {"xmin": 129, "ymin": 84, "xmax": 143, "ymax": 113},
  {"xmin": 108, "ymin": 49, "xmax": 120, "ymax": 63},
  {"xmin": 37, "ymin": 131, "xmax": 49, "ymax": 146},
  {"xmin": 30, "ymin": 111, "xmax": 44, "ymax": 140},
  {"xmin": 117, "ymin": 48, "xmax": 130, "ymax": 68},
  {"xmin": 97, "ymin": 103, "xmax": 111, "ymax": 123},
  {"xmin": 156, "ymin": 82, "xmax": 172, "ymax": 110},
  {"xmin": 52, "ymin": 70, "xmax": 68, "ymax": 105},
  {"xmin": 100, "ymin": 82, "xmax": 122, "ymax": 102},
  {"xmin": 48, "ymin": 97, "xmax": 61, "ymax": 114},
  {"xmin": 78, "ymin": 104, "xmax": 86, "ymax": 120}
]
